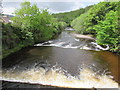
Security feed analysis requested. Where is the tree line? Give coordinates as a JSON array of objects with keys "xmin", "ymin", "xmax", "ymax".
[
  {"xmin": 53, "ymin": 5, "xmax": 93, "ymax": 26},
  {"xmin": 54, "ymin": 1, "xmax": 119, "ymax": 53},
  {"xmin": 2, "ymin": 1, "xmax": 67, "ymax": 58},
  {"xmin": 2, "ymin": 1, "xmax": 120, "ymax": 58},
  {"xmin": 70, "ymin": 2, "xmax": 119, "ymax": 53}
]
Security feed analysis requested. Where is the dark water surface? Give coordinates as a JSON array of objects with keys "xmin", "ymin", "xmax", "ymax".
[{"xmin": 1, "ymin": 31, "xmax": 119, "ymax": 88}]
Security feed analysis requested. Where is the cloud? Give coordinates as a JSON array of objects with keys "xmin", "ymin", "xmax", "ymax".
[
  {"xmin": 39, "ymin": 2, "xmax": 86, "ymax": 13},
  {"xmin": 2, "ymin": 7, "xmax": 16, "ymax": 15},
  {"xmin": 1, "ymin": 1, "xmax": 99, "ymax": 15},
  {"xmin": 3, "ymin": 0, "xmax": 105, "ymax": 2},
  {"xmin": 2, "ymin": 2, "xmax": 86, "ymax": 14},
  {"xmin": 72, "ymin": 2, "xmax": 85, "ymax": 10}
]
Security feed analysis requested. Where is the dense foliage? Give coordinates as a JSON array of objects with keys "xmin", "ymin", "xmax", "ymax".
[
  {"xmin": 2, "ymin": 1, "xmax": 120, "ymax": 58},
  {"xmin": 2, "ymin": 1, "xmax": 65, "ymax": 58},
  {"xmin": 53, "ymin": 5, "xmax": 93, "ymax": 26},
  {"xmin": 12, "ymin": 1, "xmax": 63, "ymax": 43},
  {"xmin": 95, "ymin": 10, "xmax": 119, "ymax": 52},
  {"xmin": 71, "ymin": 12, "xmax": 88, "ymax": 34},
  {"xmin": 71, "ymin": 2, "xmax": 120, "ymax": 53}
]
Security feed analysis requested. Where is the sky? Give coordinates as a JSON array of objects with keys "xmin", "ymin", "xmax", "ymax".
[{"xmin": 1, "ymin": 0, "xmax": 105, "ymax": 15}]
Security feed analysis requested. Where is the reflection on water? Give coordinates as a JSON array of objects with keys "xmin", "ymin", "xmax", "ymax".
[
  {"xmin": 1, "ymin": 31, "xmax": 119, "ymax": 88},
  {"xmin": 96, "ymin": 51, "xmax": 119, "ymax": 83}
]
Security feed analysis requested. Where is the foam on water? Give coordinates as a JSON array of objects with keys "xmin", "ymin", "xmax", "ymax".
[
  {"xmin": 74, "ymin": 38, "xmax": 79, "ymax": 42},
  {"xmin": 34, "ymin": 41, "xmax": 79, "ymax": 49},
  {"xmin": 91, "ymin": 42, "xmax": 109, "ymax": 50},
  {"xmin": 34, "ymin": 30, "xmax": 110, "ymax": 51},
  {"xmin": 0, "ymin": 66, "xmax": 118, "ymax": 88},
  {"xmin": 1, "ymin": 31, "xmax": 114, "ymax": 88},
  {"xmin": 34, "ymin": 40, "xmax": 109, "ymax": 51}
]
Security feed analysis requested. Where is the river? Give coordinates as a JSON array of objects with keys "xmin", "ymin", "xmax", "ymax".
[{"xmin": 1, "ymin": 30, "xmax": 119, "ymax": 89}]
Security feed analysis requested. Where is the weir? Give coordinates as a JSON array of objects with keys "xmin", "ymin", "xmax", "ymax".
[{"xmin": 1, "ymin": 31, "xmax": 119, "ymax": 88}]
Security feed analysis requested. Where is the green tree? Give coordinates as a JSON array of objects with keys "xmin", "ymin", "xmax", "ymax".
[
  {"xmin": 71, "ymin": 2, "xmax": 118, "ymax": 35},
  {"xmin": 12, "ymin": 1, "xmax": 58, "ymax": 44},
  {"xmin": 83, "ymin": 2, "xmax": 117, "ymax": 34},
  {"xmin": 71, "ymin": 2, "xmax": 119, "ymax": 53},
  {"xmin": 95, "ymin": 10, "xmax": 120, "ymax": 52},
  {"xmin": 71, "ymin": 12, "xmax": 88, "ymax": 34},
  {"xmin": 2, "ymin": 1, "xmax": 65, "ymax": 58},
  {"xmin": 53, "ymin": 5, "xmax": 93, "ymax": 26}
]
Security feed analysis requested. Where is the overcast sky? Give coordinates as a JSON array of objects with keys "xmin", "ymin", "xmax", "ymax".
[{"xmin": 1, "ymin": 0, "xmax": 105, "ymax": 15}]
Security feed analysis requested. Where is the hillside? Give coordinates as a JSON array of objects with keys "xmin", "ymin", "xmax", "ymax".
[
  {"xmin": 71, "ymin": 2, "xmax": 119, "ymax": 53},
  {"xmin": 53, "ymin": 5, "xmax": 93, "ymax": 26},
  {"xmin": 53, "ymin": 1, "xmax": 119, "ymax": 53}
]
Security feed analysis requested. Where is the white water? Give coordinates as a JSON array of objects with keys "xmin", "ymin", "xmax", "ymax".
[
  {"xmin": 2, "ymin": 31, "xmax": 116, "ymax": 88},
  {"xmin": 34, "ymin": 31, "xmax": 110, "ymax": 51},
  {"xmin": 91, "ymin": 42, "xmax": 109, "ymax": 50},
  {"xmin": 1, "ymin": 66, "xmax": 118, "ymax": 88},
  {"xmin": 34, "ymin": 30, "xmax": 109, "ymax": 51},
  {"xmin": 34, "ymin": 40, "xmax": 109, "ymax": 51}
]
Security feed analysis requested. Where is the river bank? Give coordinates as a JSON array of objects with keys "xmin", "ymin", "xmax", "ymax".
[
  {"xmin": 2, "ymin": 21, "xmax": 65, "ymax": 59},
  {"xmin": 2, "ymin": 31, "xmax": 119, "ymax": 88},
  {"xmin": 71, "ymin": 33, "xmax": 95, "ymax": 40},
  {"xmin": 69, "ymin": 30, "xmax": 119, "ymax": 55},
  {"xmin": 65, "ymin": 27, "xmax": 95, "ymax": 40}
]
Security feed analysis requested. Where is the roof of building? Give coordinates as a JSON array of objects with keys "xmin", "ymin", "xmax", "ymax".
[
  {"xmin": 2, "ymin": 17, "xmax": 10, "ymax": 23},
  {"xmin": 0, "ymin": 15, "xmax": 12, "ymax": 23}
]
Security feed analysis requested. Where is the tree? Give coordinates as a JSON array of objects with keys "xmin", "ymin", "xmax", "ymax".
[
  {"xmin": 71, "ymin": 2, "xmax": 119, "ymax": 53},
  {"xmin": 71, "ymin": 12, "xmax": 88, "ymax": 34},
  {"xmin": 2, "ymin": 1, "xmax": 65, "ymax": 58},
  {"xmin": 53, "ymin": 5, "xmax": 93, "ymax": 26},
  {"xmin": 12, "ymin": 1, "xmax": 58, "ymax": 44},
  {"xmin": 95, "ymin": 10, "xmax": 120, "ymax": 52}
]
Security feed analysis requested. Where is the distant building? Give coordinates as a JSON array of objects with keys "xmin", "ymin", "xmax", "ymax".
[{"xmin": 0, "ymin": 15, "xmax": 13, "ymax": 23}]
